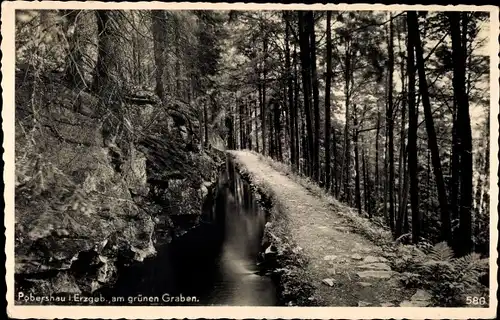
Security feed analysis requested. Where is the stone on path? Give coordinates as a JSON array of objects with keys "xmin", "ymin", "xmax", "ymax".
[
  {"xmin": 358, "ymin": 282, "xmax": 372, "ymax": 287},
  {"xmin": 323, "ymin": 255, "xmax": 338, "ymax": 261},
  {"xmin": 398, "ymin": 290, "xmax": 432, "ymax": 307},
  {"xmin": 399, "ymin": 300, "xmax": 414, "ymax": 307},
  {"xmin": 411, "ymin": 289, "xmax": 432, "ymax": 300},
  {"xmin": 358, "ymin": 301, "xmax": 372, "ymax": 307},
  {"xmin": 362, "ymin": 255, "xmax": 388, "ymax": 263},
  {"xmin": 358, "ymin": 262, "xmax": 392, "ymax": 271},
  {"xmin": 327, "ymin": 268, "xmax": 336, "ymax": 275},
  {"xmin": 335, "ymin": 226, "xmax": 350, "ymax": 232},
  {"xmin": 322, "ymin": 278, "xmax": 335, "ymax": 287},
  {"xmin": 380, "ymin": 302, "xmax": 395, "ymax": 307},
  {"xmin": 357, "ymin": 270, "xmax": 393, "ymax": 279},
  {"xmin": 351, "ymin": 253, "xmax": 363, "ymax": 260},
  {"xmin": 410, "ymin": 289, "xmax": 432, "ymax": 306}
]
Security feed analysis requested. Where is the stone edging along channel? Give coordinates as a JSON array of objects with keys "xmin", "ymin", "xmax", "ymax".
[{"xmin": 226, "ymin": 151, "xmax": 318, "ymax": 306}]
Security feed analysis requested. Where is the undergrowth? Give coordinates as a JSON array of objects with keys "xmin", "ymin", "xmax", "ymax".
[{"xmin": 396, "ymin": 242, "xmax": 489, "ymax": 307}]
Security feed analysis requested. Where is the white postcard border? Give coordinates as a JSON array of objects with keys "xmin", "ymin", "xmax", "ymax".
[{"xmin": 2, "ymin": 2, "xmax": 498, "ymax": 319}]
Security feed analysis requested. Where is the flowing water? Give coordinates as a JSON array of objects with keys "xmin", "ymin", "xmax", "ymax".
[{"xmin": 102, "ymin": 158, "xmax": 277, "ymax": 306}]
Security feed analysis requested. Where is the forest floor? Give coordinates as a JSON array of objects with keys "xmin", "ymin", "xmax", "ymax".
[{"xmin": 230, "ymin": 150, "xmax": 428, "ymax": 307}]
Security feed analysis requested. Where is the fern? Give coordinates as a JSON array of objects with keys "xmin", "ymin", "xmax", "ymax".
[
  {"xmin": 413, "ymin": 241, "xmax": 489, "ymax": 306},
  {"xmin": 452, "ymin": 253, "xmax": 489, "ymax": 285},
  {"xmin": 427, "ymin": 241, "xmax": 454, "ymax": 261}
]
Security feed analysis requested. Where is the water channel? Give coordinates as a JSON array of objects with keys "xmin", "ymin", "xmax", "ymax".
[{"xmin": 102, "ymin": 157, "xmax": 277, "ymax": 306}]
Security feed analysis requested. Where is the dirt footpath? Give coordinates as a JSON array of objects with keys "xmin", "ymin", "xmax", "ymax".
[{"xmin": 230, "ymin": 150, "xmax": 424, "ymax": 307}]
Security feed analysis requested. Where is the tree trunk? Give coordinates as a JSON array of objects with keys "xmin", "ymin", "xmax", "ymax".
[
  {"xmin": 397, "ymin": 15, "xmax": 407, "ymax": 226},
  {"xmin": 301, "ymin": 108, "xmax": 307, "ymax": 175},
  {"xmin": 239, "ymin": 102, "xmax": 245, "ymax": 149},
  {"xmin": 406, "ymin": 12, "xmax": 420, "ymax": 243},
  {"xmin": 332, "ymin": 123, "xmax": 338, "ymax": 196},
  {"xmin": 275, "ymin": 100, "xmax": 283, "ymax": 161},
  {"xmin": 298, "ymin": 11, "xmax": 314, "ymax": 177},
  {"xmin": 293, "ymin": 43, "xmax": 301, "ymax": 171},
  {"xmin": 353, "ymin": 105, "xmax": 362, "ymax": 215},
  {"xmin": 341, "ymin": 41, "xmax": 352, "ymax": 203},
  {"xmin": 226, "ymin": 115, "xmax": 234, "ymax": 149},
  {"xmin": 152, "ymin": 10, "xmax": 167, "ymax": 103},
  {"xmin": 246, "ymin": 99, "xmax": 252, "ymax": 150},
  {"xmin": 261, "ymin": 29, "xmax": 268, "ymax": 156},
  {"xmin": 387, "ymin": 13, "xmax": 395, "ymax": 234},
  {"xmin": 449, "ymin": 12, "xmax": 473, "ymax": 256},
  {"xmin": 375, "ymin": 107, "xmax": 381, "ymax": 195},
  {"xmin": 408, "ymin": 11, "xmax": 451, "ymax": 244},
  {"xmin": 325, "ymin": 11, "xmax": 333, "ymax": 191},
  {"xmin": 383, "ymin": 117, "xmax": 389, "ymax": 226},
  {"xmin": 269, "ymin": 101, "xmax": 275, "ymax": 158},
  {"xmin": 307, "ymin": 11, "xmax": 321, "ymax": 182},
  {"xmin": 362, "ymin": 139, "xmax": 371, "ymax": 217},
  {"xmin": 284, "ymin": 11, "xmax": 296, "ymax": 168},
  {"xmin": 93, "ymin": 11, "xmax": 116, "ymax": 96},
  {"xmin": 255, "ymin": 99, "xmax": 260, "ymax": 153},
  {"xmin": 64, "ymin": 10, "xmax": 88, "ymax": 89}
]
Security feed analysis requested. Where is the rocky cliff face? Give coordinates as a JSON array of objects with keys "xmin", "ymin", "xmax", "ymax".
[{"xmin": 14, "ymin": 72, "xmax": 224, "ymax": 300}]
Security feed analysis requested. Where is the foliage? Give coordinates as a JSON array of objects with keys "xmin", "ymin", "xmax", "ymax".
[
  {"xmin": 399, "ymin": 242, "xmax": 489, "ymax": 306},
  {"xmin": 14, "ymin": 8, "xmax": 228, "ymax": 297}
]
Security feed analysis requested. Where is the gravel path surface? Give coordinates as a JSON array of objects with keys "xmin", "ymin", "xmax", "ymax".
[{"xmin": 230, "ymin": 150, "xmax": 418, "ymax": 307}]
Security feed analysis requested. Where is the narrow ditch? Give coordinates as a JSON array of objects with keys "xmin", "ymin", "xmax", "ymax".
[{"xmin": 97, "ymin": 155, "xmax": 278, "ymax": 306}]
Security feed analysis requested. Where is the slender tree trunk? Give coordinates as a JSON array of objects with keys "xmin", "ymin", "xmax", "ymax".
[
  {"xmin": 375, "ymin": 107, "xmax": 381, "ymax": 197},
  {"xmin": 261, "ymin": 30, "xmax": 268, "ymax": 156},
  {"xmin": 284, "ymin": 12, "xmax": 296, "ymax": 168},
  {"xmin": 258, "ymin": 61, "xmax": 264, "ymax": 153},
  {"xmin": 152, "ymin": 11, "xmax": 167, "ymax": 103},
  {"xmin": 93, "ymin": 11, "xmax": 114, "ymax": 95},
  {"xmin": 255, "ymin": 99, "xmax": 260, "ymax": 153},
  {"xmin": 239, "ymin": 102, "xmax": 245, "ymax": 149},
  {"xmin": 406, "ymin": 13, "xmax": 420, "ymax": 243},
  {"xmin": 362, "ymin": 139, "xmax": 371, "ymax": 217},
  {"xmin": 341, "ymin": 42, "xmax": 352, "ymax": 203},
  {"xmin": 301, "ymin": 108, "xmax": 307, "ymax": 175},
  {"xmin": 387, "ymin": 13, "xmax": 396, "ymax": 234},
  {"xmin": 332, "ymin": 124, "xmax": 338, "ymax": 196},
  {"xmin": 397, "ymin": 16, "xmax": 407, "ymax": 224},
  {"xmin": 247, "ymin": 99, "xmax": 252, "ymax": 150},
  {"xmin": 269, "ymin": 101, "xmax": 275, "ymax": 157},
  {"xmin": 293, "ymin": 44, "xmax": 301, "ymax": 171},
  {"xmin": 275, "ymin": 100, "xmax": 283, "ymax": 161},
  {"xmin": 383, "ymin": 118, "xmax": 389, "ymax": 226},
  {"xmin": 298, "ymin": 11, "xmax": 314, "ymax": 177},
  {"xmin": 450, "ymin": 12, "xmax": 473, "ymax": 256},
  {"xmin": 64, "ymin": 10, "xmax": 88, "ymax": 89},
  {"xmin": 450, "ymin": 112, "xmax": 460, "ymax": 224},
  {"xmin": 325, "ymin": 11, "xmax": 333, "ymax": 191},
  {"xmin": 408, "ymin": 11, "xmax": 451, "ymax": 243},
  {"xmin": 283, "ymin": 79, "xmax": 290, "ymax": 161},
  {"xmin": 307, "ymin": 11, "xmax": 321, "ymax": 182},
  {"xmin": 353, "ymin": 105, "xmax": 362, "ymax": 215},
  {"xmin": 226, "ymin": 115, "xmax": 234, "ymax": 149}
]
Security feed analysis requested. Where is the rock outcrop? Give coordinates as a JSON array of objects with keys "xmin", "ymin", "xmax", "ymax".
[{"xmin": 14, "ymin": 72, "xmax": 224, "ymax": 300}]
